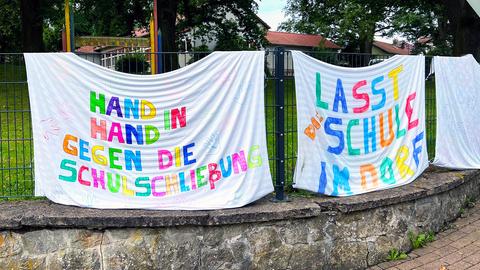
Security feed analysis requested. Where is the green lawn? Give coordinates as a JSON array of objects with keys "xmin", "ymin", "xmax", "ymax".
[
  {"xmin": 0, "ymin": 63, "xmax": 437, "ymax": 198},
  {"xmin": 0, "ymin": 63, "xmax": 34, "ymax": 197},
  {"xmin": 264, "ymin": 78, "xmax": 299, "ymax": 188},
  {"xmin": 425, "ymin": 79, "xmax": 437, "ymax": 158}
]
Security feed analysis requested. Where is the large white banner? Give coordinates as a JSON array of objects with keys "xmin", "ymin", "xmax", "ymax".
[
  {"xmin": 292, "ymin": 52, "xmax": 428, "ymax": 196},
  {"xmin": 433, "ymin": 55, "xmax": 480, "ymax": 168},
  {"xmin": 25, "ymin": 52, "xmax": 273, "ymax": 210}
]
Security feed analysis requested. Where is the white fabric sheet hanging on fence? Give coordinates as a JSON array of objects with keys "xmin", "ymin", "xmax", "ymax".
[
  {"xmin": 24, "ymin": 52, "xmax": 273, "ymax": 210},
  {"xmin": 292, "ymin": 51, "xmax": 428, "ymax": 196},
  {"xmin": 432, "ymin": 55, "xmax": 480, "ymax": 169}
]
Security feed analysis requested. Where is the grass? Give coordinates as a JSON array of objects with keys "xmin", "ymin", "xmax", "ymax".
[
  {"xmin": 265, "ymin": 78, "xmax": 299, "ymax": 188},
  {"xmin": 387, "ymin": 248, "xmax": 408, "ymax": 261},
  {"xmin": 459, "ymin": 196, "xmax": 477, "ymax": 216},
  {"xmin": 408, "ymin": 231, "xmax": 436, "ymax": 249},
  {"xmin": 0, "ymin": 62, "xmax": 34, "ymax": 198},
  {"xmin": 0, "ymin": 61, "xmax": 438, "ymax": 198},
  {"xmin": 425, "ymin": 79, "xmax": 437, "ymax": 158}
]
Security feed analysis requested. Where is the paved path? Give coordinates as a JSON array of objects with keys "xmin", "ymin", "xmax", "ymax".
[{"xmin": 370, "ymin": 203, "xmax": 480, "ymax": 270}]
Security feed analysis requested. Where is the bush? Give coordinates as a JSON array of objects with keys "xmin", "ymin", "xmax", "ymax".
[
  {"xmin": 187, "ymin": 45, "xmax": 210, "ymax": 65},
  {"xmin": 115, "ymin": 54, "xmax": 150, "ymax": 74}
]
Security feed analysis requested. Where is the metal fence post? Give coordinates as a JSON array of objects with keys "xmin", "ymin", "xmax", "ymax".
[{"xmin": 274, "ymin": 47, "xmax": 286, "ymax": 201}]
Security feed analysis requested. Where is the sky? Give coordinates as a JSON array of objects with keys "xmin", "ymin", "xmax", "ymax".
[{"xmin": 256, "ymin": 0, "xmax": 287, "ymax": 31}]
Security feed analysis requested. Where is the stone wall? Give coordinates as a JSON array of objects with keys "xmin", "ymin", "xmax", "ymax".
[{"xmin": 1, "ymin": 169, "xmax": 479, "ymax": 269}]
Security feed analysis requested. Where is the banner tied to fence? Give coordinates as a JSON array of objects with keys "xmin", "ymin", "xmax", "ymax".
[
  {"xmin": 24, "ymin": 52, "xmax": 273, "ymax": 210},
  {"xmin": 433, "ymin": 55, "xmax": 480, "ymax": 169},
  {"xmin": 292, "ymin": 51, "xmax": 428, "ymax": 196}
]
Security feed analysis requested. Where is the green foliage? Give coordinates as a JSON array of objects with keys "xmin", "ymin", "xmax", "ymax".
[
  {"xmin": 214, "ymin": 20, "xmax": 252, "ymax": 51},
  {"xmin": 279, "ymin": 0, "xmax": 458, "ymax": 55},
  {"xmin": 459, "ymin": 196, "xmax": 476, "ymax": 216},
  {"xmin": 408, "ymin": 231, "xmax": 435, "ymax": 249},
  {"xmin": 0, "ymin": 0, "xmax": 65, "ymax": 52},
  {"xmin": 280, "ymin": 0, "xmax": 403, "ymax": 52},
  {"xmin": 0, "ymin": 0, "xmax": 21, "ymax": 52},
  {"xmin": 115, "ymin": 54, "xmax": 150, "ymax": 74},
  {"xmin": 74, "ymin": 0, "xmax": 151, "ymax": 37},
  {"xmin": 0, "ymin": 1, "xmax": 148, "ymax": 51},
  {"xmin": 387, "ymin": 248, "xmax": 408, "ymax": 261},
  {"xmin": 49, "ymin": 0, "xmax": 265, "ymax": 52},
  {"xmin": 426, "ymin": 231, "xmax": 435, "ymax": 242},
  {"xmin": 179, "ymin": 0, "xmax": 267, "ymax": 51},
  {"xmin": 464, "ymin": 196, "xmax": 477, "ymax": 209},
  {"xmin": 386, "ymin": 2, "xmax": 453, "ymax": 56},
  {"xmin": 43, "ymin": 26, "xmax": 61, "ymax": 52}
]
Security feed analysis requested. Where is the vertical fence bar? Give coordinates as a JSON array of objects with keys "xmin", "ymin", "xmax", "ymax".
[{"xmin": 274, "ymin": 47, "xmax": 285, "ymax": 201}]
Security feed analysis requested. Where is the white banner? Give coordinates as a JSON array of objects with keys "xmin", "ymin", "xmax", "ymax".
[
  {"xmin": 24, "ymin": 52, "xmax": 273, "ymax": 210},
  {"xmin": 433, "ymin": 55, "xmax": 480, "ymax": 168},
  {"xmin": 292, "ymin": 51, "xmax": 428, "ymax": 196}
]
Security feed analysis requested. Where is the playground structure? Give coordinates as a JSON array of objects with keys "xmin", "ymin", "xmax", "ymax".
[{"xmin": 63, "ymin": 0, "xmax": 161, "ymax": 74}]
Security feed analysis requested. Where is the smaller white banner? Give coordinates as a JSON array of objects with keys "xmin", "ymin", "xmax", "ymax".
[
  {"xmin": 292, "ymin": 51, "xmax": 428, "ymax": 196},
  {"xmin": 433, "ymin": 55, "xmax": 480, "ymax": 168}
]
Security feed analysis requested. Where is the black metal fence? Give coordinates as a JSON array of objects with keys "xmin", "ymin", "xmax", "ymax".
[{"xmin": 0, "ymin": 50, "xmax": 436, "ymax": 199}]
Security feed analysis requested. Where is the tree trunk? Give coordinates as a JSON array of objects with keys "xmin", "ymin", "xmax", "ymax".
[
  {"xmin": 359, "ymin": 38, "xmax": 373, "ymax": 54},
  {"xmin": 358, "ymin": 34, "xmax": 373, "ymax": 67},
  {"xmin": 157, "ymin": 0, "xmax": 179, "ymax": 72},
  {"xmin": 441, "ymin": 0, "xmax": 480, "ymax": 59},
  {"xmin": 20, "ymin": 0, "xmax": 44, "ymax": 52}
]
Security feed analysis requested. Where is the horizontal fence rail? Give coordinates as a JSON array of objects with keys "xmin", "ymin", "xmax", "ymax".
[{"xmin": 0, "ymin": 50, "xmax": 436, "ymax": 199}]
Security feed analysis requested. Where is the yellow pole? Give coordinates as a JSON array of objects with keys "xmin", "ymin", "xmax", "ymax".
[
  {"xmin": 149, "ymin": 17, "xmax": 156, "ymax": 75},
  {"xmin": 65, "ymin": 0, "xmax": 71, "ymax": 52}
]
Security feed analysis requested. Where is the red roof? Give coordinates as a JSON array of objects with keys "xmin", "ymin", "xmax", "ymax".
[
  {"xmin": 266, "ymin": 31, "xmax": 340, "ymax": 49},
  {"xmin": 134, "ymin": 28, "xmax": 149, "ymax": 38},
  {"xmin": 76, "ymin": 46, "xmax": 96, "ymax": 53},
  {"xmin": 373, "ymin": 41, "xmax": 411, "ymax": 55}
]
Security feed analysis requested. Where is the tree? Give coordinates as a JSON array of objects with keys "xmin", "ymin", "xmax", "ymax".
[
  {"xmin": 437, "ymin": 0, "xmax": 480, "ymax": 58},
  {"xmin": 379, "ymin": 0, "xmax": 480, "ymax": 59},
  {"xmin": 154, "ymin": 0, "xmax": 179, "ymax": 71},
  {"xmin": 74, "ymin": 0, "xmax": 150, "ymax": 37},
  {"xmin": 280, "ymin": 0, "xmax": 480, "ymax": 59},
  {"xmin": 19, "ymin": 0, "xmax": 64, "ymax": 52},
  {"xmin": 2, "ymin": 0, "xmax": 63, "ymax": 52},
  {"xmin": 42, "ymin": 0, "xmax": 67, "ymax": 51},
  {"xmin": 20, "ymin": 0, "xmax": 44, "ymax": 52},
  {"xmin": 2, "ymin": 0, "xmax": 265, "ymax": 56},
  {"xmin": 179, "ymin": 0, "xmax": 267, "ymax": 50},
  {"xmin": 5, "ymin": 0, "xmax": 151, "ymax": 52},
  {"xmin": 0, "ymin": 0, "xmax": 21, "ymax": 52},
  {"xmin": 280, "ymin": 0, "xmax": 401, "ymax": 53},
  {"xmin": 213, "ymin": 20, "xmax": 251, "ymax": 51},
  {"xmin": 382, "ymin": 1, "xmax": 453, "ymax": 56},
  {"xmin": 161, "ymin": 0, "xmax": 267, "ymax": 70}
]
